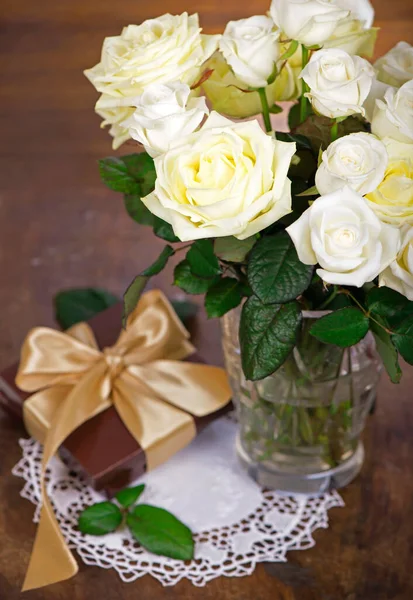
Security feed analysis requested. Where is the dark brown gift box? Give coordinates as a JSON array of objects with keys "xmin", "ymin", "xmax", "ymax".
[{"xmin": 0, "ymin": 303, "xmax": 231, "ymax": 496}]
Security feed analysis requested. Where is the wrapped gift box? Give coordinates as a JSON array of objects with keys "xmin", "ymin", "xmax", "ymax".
[{"xmin": 0, "ymin": 303, "xmax": 231, "ymax": 496}]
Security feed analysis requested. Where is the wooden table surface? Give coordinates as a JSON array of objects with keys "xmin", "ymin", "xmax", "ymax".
[{"xmin": 1, "ymin": 0, "xmax": 413, "ymax": 598}]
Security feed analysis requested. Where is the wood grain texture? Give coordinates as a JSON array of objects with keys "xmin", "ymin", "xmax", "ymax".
[{"xmin": 1, "ymin": 0, "xmax": 413, "ymax": 598}]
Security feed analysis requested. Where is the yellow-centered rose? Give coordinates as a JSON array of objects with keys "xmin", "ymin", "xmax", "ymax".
[
  {"xmin": 142, "ymin": 112, "xmax": 296, "ymax": 241},
  {"xmin": 366, "ymin": 138, "xmax": 413, "ymax": 226},
  {"xmin": 380, "ymin": 225, "xmax": 413, "ymax": 300}
]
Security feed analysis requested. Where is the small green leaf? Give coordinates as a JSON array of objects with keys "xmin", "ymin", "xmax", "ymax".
[
  {"xmin": 370, "ymin": 318, "xmax": 402, "ymax": 384},
  {"xmin": 122, "ymin": 275, "xmax": 148, "ymax": 327},
  {"xmin": 280, "ymin": 39, "xmax": 299, "ymax": 62},
  {"xmin": 187, "ymin": 240, "xmax": 221, "ymax": 278},
  {"xmin": 153, "ymin": 218, "xmax": 180, "ymax": 243},
  {"xmin": 205, "ymin": 277, "xmax": 246, "ymax": 318},
  {"xmin": 214, "ymin": 236, "xmax": 256, "ymax": 263},
  {"xmin": 78, "ymin": 502, "xmax": 122, "ymax": 536},
  {"xmin": 115, "ymin": 484, "xmax": 145, "ymax": 509},
  {"xmin": 99, "ymin": 153, "xmax": 156, "ymax": 195},
  {"xmin": 297, "ymin": 185, "xmax": 319, "ymax": 197},
  {"xmin": 248, "ymin": 232, "xmax": 313, "ymax": 304},
  {"xmin": 288, "ymin": 103, "xmax": 301, "ymax": 130},
  {"xmin": 54, "ymin": 288, "xmax": 119, "ymax": 329},
  {"xmin": 240, "ymin": 296, "xmax": 302, "ymax": 381},
  {"xmin": 124, "ymin": 194, "xmax": 156, "ymax": 226},
  {"xmin": 142, "ymin": 246, "xmax": 175, "ymax": 276},
  {"xmin": 392, "ymin": 316, "xmax": 413, "ymax": 365},
  {"xmin": 310, "ymin": 308, "xmax": 369, "ymax": 348},
  {"xmin": 367, "ymin": 286, "xmax": 413, "ymax": 329},
  {"xmin": 174, "ymin": 260, "xmax": 219, "ymax": 295},
  {"xmin": 269, "ymin": 103, "xmax": 283, "ymax": 114},
  {"xmin": 126, "ymin": 504, "xmax": 194, "ymax": 561}
]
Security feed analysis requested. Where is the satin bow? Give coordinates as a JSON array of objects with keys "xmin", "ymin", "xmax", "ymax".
[{"xmin": 16, "ymin": 290, "xmax": 231, "ymax": 591}]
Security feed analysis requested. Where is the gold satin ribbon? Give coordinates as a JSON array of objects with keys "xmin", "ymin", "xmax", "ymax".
[{"xmin": 16, "ymin": 290, "xmax": 231, "ymax": 591}]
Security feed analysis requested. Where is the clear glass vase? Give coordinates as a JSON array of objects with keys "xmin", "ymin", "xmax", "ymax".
[{"xmin": 221, "ymin": 307, "xmax": 383, "ymax": 494}]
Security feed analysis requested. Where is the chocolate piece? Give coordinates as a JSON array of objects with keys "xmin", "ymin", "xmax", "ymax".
[{"xmin": 0, "ymin": 303, "xmax": 232, "ymax": 496}]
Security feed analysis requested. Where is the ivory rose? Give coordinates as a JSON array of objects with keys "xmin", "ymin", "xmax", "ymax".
[
  {"xmin": 84, "ymin": 14, "xmax": 219, "ymax": 97},
  {"xmin": 301, "ymin": 48, "xmax": 375, "ymax": 119},
  {"xmin": 315, "ymin": 132, "xmax": 388, "ymax": 196},
  {"xmin": 286, "ymin": 187, "xmax": 400, "ymax": 287},
  {"xmin": 375, "ymin": 42, "xmax": 413, "ymax": 87},
  {"xmin": 380, "ymin": 226, "xmax": 413, "ymax": 301},
  {"xmin": 142, "ymin": 112, "xmax": 296, "ymax": 241},
  {"xmin": 371, "ymin": 80, "xmax": 413, "ymax": 144},
  {"xmin": 269, "ymin": 0, "xmax": 349, "ymax": 47},
  {"xmin": 124, "ymin": 83, "xmax": 208, "ymax": 157},
  {"xmin": 219, "ymin": 16, "xmax": 280, "ymax": 89},
  {"xmin": 366, "ymin": 139, "xmax": 413, "ymax": 227},
  {"xmin": 84, "ymin": 13, "xmax": 219, "ymax": 147}
]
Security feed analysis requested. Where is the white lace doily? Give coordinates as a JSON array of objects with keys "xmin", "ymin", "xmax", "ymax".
[{"xmin": 12, "ymin": 418, "xmax": 344, "ymax": 587}]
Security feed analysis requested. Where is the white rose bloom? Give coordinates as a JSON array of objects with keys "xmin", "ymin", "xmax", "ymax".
[
  {"xmin": 84, "ymin": 14, "xmax": 219, "ymax": 97},
  {"xmin": 123, "ymin": 83, "xmax": 208, "ymax": 157},
  {"xmin": 84, "ymin": 13, "xmax": 219, "ymax": 148},
  {"xmin": 372, "ymin": 80, "xmax": 413, "ymax": 143},
  {"xmin": 301, "ymin": 48, "xmax": 375, "ymax": 119},
  {"xmin": 375, "ymin": 42, "xmax": 413, "ymax": 87},
  {"xmin": 286, "ymin": 187, "xmax": 400, "ymax": 287},
  {"xmin": 219, "ymin": 16, "xmax": 280, "ymax": 89},
  {"xmin": 380, "ymin": 225, "xmax": 413, "ymax": 300},
  {"xmin": 270, "ymin": 0, "xmax": 349, "ymax": 47},
  {"xmin": 363, "ymin": 78, "xmax": 394, "ymax": 123},
  {"xmin": 315, "ymin": 133, "xmax": 388, "ymax": 196},
  {"xmin": 336, "ymin": 0, "xmax": 375, "ymax": 28},
  {"xmin": 142, "ymin": 112, "xmax": 296, "ymax": 241}
]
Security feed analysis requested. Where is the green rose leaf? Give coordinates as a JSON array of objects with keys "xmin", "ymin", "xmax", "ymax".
[
  {"xmin": 122, "ymin": 275, "xmax": 148, "ymax": 327},
  {"xmin": 187, "ymin": 240, "xmax": 221, "ymax": 278},
  {"xmin": 78, "ymin": 502, "xmax": 122, "ymax": 536},
  {"xmin": 310, "ymin": 308, "xmax": 369, "ymax": 348},
  {"xmin": 370, "ymin": 318, "xmax": 402, "ymax": 384},
  {"xmin": 392, "ymin": 316, "xmax": 413, "ymax": 365},
  {"xmin": 174, "ymin": 260, "xmax": 219, "ymax": 295},
  {"xmin": 248, "ymin": 232, "xmax": 313, "ymax": 304},
  {"xmin": 205, "ymin": 277, "xmax": 247, "ymax": 318},
  {"xmin": 367, "ymin": 286, "xmax": 413, "ymax": 329},
  {"xmin": 126, "ymin": 504, "xmax": 194, "ymax": 561},
  {"xmin": 153, "ymin": 218, "xmax": 180, "ymax": 243},
  {"xmin": 240, "ymin": 296, "xmax": 302, "ymax": 381},
  {"xmin": 115, "ymin": 484, "xmax": 145, "ymax": 509},
  {"xmin": 54, "ymin": 288, "xmax": 119, "ymax": 329},
  {"xmin": 293, "ymin": 115, "xmax": 368, "ymax": 154},
  {"xmin": 214, "ymin": 236, "xmax": 256, "ymax": 263},
  {"xmin": 124, "ymin": 194, "xmax": 156, "ymax": 227},
  {"xmin": 99, "ymin": 153, "xmax": 156, "ymax": 195},
  {"xmin": 142, "ymin": 246, "xmax": 175, "ymax": 276}
]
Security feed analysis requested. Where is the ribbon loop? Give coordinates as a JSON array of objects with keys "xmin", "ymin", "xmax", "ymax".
[{"xmin": 16, "ymin": 290, "xmax": 231, "ymax": 591}]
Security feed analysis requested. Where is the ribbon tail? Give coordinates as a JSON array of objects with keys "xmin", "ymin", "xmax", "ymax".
[
  {"xmin": 22, "ymin": 499, "xmax": 78, "ymax": 591},
  {"xmin": 22, "ymin": 363, "xmax": 110, "ymax": 591}
]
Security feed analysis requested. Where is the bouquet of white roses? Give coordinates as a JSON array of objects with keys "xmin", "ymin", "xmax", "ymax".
[{"xmin": 85, "ymin": 1, "xmax": 413, "ymax": 385}]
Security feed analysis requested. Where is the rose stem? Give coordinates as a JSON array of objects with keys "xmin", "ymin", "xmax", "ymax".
[
  {"xmin": 258, "ymin": 87, "xmax": 272, "ymax": 133},
  {"xmin": 300, "ymin": 44, "xmax": 310, "ymax": 124},
  {"xmin": 331, "ymin": 120, "xmax": 339, "ymax": 142}
]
